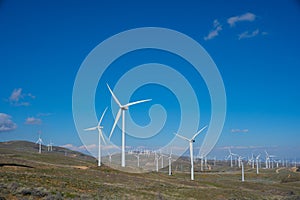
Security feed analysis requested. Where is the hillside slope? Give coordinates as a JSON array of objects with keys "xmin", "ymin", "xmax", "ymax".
[{"xmin": 0, "ymin": 140, "xmax": 300, "ymax": 200}]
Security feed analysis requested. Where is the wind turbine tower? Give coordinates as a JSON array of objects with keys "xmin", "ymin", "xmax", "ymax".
[{"xmin": 256, "ymin": 154, "xmax": 260, "ymax": 174}]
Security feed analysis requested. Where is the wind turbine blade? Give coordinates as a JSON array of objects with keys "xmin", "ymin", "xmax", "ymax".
[
  {"xmin": 257, "ymin": 154, "xmax": 261, "ymax": 159},
  {"xmin": 84, "ymin": 127, "xmax": 97, "ymax": 131},
  {"xmin": 192, "ymin": 125, "xmax": 207, "ymax": 140},
  {"xmin": 109, "ymin": 109, "xmax": 122, "ymax": 140},
  {"xmin": 98, "ymin": 129, "xmax": 106, "ymax": 145},
  {"xmin": 98, "ymin": 107, "xmax": 108, "ymax": 126},
  {"xmin": 174, "ymin": 133, "xmax": 190, "ymax": 142},
  {"xmin": 107, "ymin": 84, "xmax": 122, "ymax": 107},
  {"xmin": 265, "ymin": 150, "xmax": 269, "ymax": 156},
  {"xmin": 229, "ymin": 148, "xmax": 232, "ymax": 154},
  {"xmin": 125, "ymin": 99, "xmax": 152, "ymax": 107}
]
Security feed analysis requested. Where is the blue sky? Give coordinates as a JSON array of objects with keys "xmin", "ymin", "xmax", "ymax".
[{"xmin": 0, "ymin": 0, "xmax": 299, "ymax": 159}]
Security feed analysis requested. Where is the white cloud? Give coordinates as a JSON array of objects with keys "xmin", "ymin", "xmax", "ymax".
[
  {"xmin": 79, "ymin": 144, "xmax": 97, "ymax": 151},
  {"xmin": 238, "ymin": 29, "xmax": 259, "ymax": 40},
  {"xmin": 61, "ymin": 144, "xmax": 76, "ymax": 150},
  {"xmin": 231, "ymin": 129, "xmax": 249, "ymax": 133},
  {"xmin": 227, "ymin": 12, "xmax": 256, "ymax": 27},
  {"xmin": 8, "ymin": 88, "xmax": 35, "ymax": 106},
  {"xmin": 0, "ymin": 113, "xmax": 17, "ymax": 132},
  {"xmin": 25, "ymin": 117, "xmax": 42, "ymax": 125},
  {"xmin": 204, "ymin": 19, "xmax": 222, "ymax": 40}
]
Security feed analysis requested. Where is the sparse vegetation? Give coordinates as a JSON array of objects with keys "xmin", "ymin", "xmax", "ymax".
[{"xmin": 0, "ymin": 141, "xmax": 299, "ymax": 199}]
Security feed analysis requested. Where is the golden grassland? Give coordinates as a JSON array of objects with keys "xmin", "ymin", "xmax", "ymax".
[{"xmin": 0, "ymin": 141, "xmax": 299, "ymax": 200}]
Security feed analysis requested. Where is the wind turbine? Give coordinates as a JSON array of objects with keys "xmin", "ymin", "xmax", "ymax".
[
  {"xmin": 256, "ymin": 154, "xmax": 260, "ymax": 174},
  {"xmin": 168, "ymin": 149, "xmax": 173, "ymax": 176},
  {"xmin": 154, "ymin": 151, "xmax": 160, "ymax": 172},
  {"xmin": 49, "ymin": 141, "xmax": 53, "ymax": 151},
  {"xmin": 265, "ymin": 150, "xmax": 271, "ymax": 169},
  {"xmin": 213, "ymin": 156, "xmax": 217, "ymax": 167},
  {"xmin": 84, "ymin": 107, "xmax": 107, "ymax": 167},
  {"xmin": 238, "ymin": 155, "xmax": 243, "ymax": 168},
  {"xmin": 107, "ymin": 151, "xmax": 116, "ymax": 166},
  {"xmin": 134, "ymin": 152, "xmax": 141, "ymax": 168},
  {"xmin": 248, "ymin": 154, "xmax": 255, "ymax": 168},
  {"xmin": 241, "ymin": 160, "xmax": 245, "ymax": 182},
  {"xmin": 160, "ymin": 153, "xmax": 168, "ymax": 168},
  {"xmin": 175, "ymin": 125, "xmax": 207, "ymax": 181},
  {"xmin": 227, "ymin": 148, "xmax": 237, "ymax": 167},
  {"xmin": 199, "ymin": 155, "xmax": 204, "ymax": 171},
  {"xmin": 47, "ymin": 140, "xmax": 53, "ymax": 152},
  {"xmin": 36, "ymin": 132, "xmax": 43, "ymax": 154},
  {"xmin": 107, "ymin": 84, "xmax": 151, "ymax": 167}
]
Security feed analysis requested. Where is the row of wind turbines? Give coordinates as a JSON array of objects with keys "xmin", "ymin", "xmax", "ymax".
[
  {"xmin": 225, "ymin": 148, "xmax": 297, "ymax": 182},
  {"xmin": 84, "ymin": 84, "xmax": 207, "ymax": 181}
]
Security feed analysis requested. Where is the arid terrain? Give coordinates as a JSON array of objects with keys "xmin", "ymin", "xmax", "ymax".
[{"xmin": 0, "ymin": 141, "xmax": 299, "ymax": 200}]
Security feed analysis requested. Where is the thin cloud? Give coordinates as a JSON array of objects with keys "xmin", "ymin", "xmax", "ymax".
[
  {"xmin": 25, "ymin": 117, "xmax": 42, "ymax": 125},
  {"xmin": 37, "ymin": 113, "xmax": 53, "ymax": 117},
  {"xmin": 204, "ymin": 19, "xmax": 222, "ymax": 40},
  {"xmin": 79, "ymin": 144, "xmax": 97, "ymax": 151},
  {"xmin": 217, "ymin": 145, "xmax": 263, "ymax": 150},
  {"xmin": 227, "ymin": 12, "xmax": 256, "ymax": 27},
  {"xmin": 61, "ymin": 144, "xmax": 77, "ymax": 150},
  {"xmin": 9, "ymin": 88, "xmax": 22, "ymax": 102},
  {"xmin": 231, "ymin": 129, "xmax": 249, "ymax": 133},
  {"xmin": 238, "ymin": 29, "xmax": 259, "ymax": 40},
  {"xmin": 0, "ymin": 113, "xmax": 17, "ymax": 132},
  {"xmin": 8, "ymin": 88, "xmax": 35, "ymax": 106}
]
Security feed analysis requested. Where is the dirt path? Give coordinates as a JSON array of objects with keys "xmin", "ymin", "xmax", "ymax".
[{"xmin": 276, "ymin": 167, "xmax": 285, "ymax": 173}]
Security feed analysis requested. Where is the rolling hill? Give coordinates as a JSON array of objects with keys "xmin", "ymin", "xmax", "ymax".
[{"xmin": 0, "ymin": 140, "xmax": 299, "ymax": 199}]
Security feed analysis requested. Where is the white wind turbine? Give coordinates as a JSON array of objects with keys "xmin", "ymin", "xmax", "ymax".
[
  {"xmin": 256, "ymin": 154, "xmax": 260, "ymax": 174},
  {"xmin": 36, "ymin": 132, "xmax": 43, "ymax": 154},
  {"xmin": 107, "ymin": 84, "xmax": 151, "ymax": 167},
  {"xmin": 175, "ymin": 125, "xmax": 207, "ymax": 181},
  {"xmin": 238, "ymin": 155, "xmax": 243, "ymax": 168},
  {"xmin": 227, "ymin": 148, "xmax": 237, "ymax": 167},
  {"xmin": 47, "ymin": 140, "xmax": 53, "ymax": 152},
  {"xmin": 168, "ymin": 149, "xmax": 173, "ymax": 176},
  {"xmin": 49, "ymin": 141, "xmax": 53, "ymax": 151},
  {"xmin": 134, "ymin": 152, "xmax": 141, "ymax": 168},
  {"xmin": 107, "ymin": 151, "xmax": 116, "ymax": 166},
  {"xmin": 265, "ymin": 150, "xmax": 275, "ymax": 169},
  {"xmin": 241, "ymin": 159, "xmax": 245, "ymax": 182},
  {"xmin": 160, "ymin": 153, "xmax": 168, "ymax": 168},
  {"xmin": 154, "ymin": 151, "xmax": 160, "ymax": 172},
  {"xmin": 84, "ymin": 107, "xmax": 107, "ymax": 167},
  {"xmin": 213, "ymin": 156, "xmax": 217, "ymax": 167}
]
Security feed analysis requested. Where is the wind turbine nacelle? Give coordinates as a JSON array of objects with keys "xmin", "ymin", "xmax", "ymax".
[
  {"xmin": 121, "ymin": 106, "xmax": 129, "ymax": 110},
  {"xmin": 192, "ymin": 139, "xmax": 195, "ymax": 143}
]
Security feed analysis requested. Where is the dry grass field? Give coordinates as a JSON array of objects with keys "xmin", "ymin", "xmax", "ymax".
[{"xmin": 0, "ymin": 141, "xmax": 299, "ymax": 199}]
